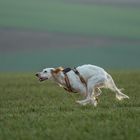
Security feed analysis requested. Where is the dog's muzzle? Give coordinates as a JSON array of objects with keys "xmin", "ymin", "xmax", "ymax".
[{"xmin": 35, "ymin": 73, "xmax": 48, "ymax": 82}]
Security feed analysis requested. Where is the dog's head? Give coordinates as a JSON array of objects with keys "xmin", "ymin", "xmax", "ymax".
[{"xmin": 36, "ymin": 67, "xmax": 64, "ymax": 82}]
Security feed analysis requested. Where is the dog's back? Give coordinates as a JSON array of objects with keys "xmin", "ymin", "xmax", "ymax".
[{"xmin": 76, "ymin": 64, "xmax": 107, "ymax": 80}]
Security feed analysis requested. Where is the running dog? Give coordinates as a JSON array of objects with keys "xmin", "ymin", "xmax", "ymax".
[{"xmin": 36, "ymin": 64, "xmax": 129, "ymax": 106}]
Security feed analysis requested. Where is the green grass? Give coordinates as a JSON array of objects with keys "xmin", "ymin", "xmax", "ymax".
[
  {"xmin": 0, "ymin": 0, "xmax": 140, "ymax": 39},
  {"xmin": 0, "ymin": 71, "xmax": 140, "ymax": 140}
]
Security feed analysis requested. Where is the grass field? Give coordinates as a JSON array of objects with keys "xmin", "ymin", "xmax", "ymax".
[
  {"xmin": 0, "ymin": 0, "xmax": 140, "ymax": 39},
  {"xmin": 0, "ymin": 71, "xmax": 140, "ymax": 140}
]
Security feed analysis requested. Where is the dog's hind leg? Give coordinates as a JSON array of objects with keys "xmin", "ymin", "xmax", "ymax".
[
  {"xmin": 76, "ymin": 97, "xmax": 91, "ymax": 106},
  {"xmin": 76, "ymin": 76, "xmax": 105, "ymax": 106},
  {"xmin": 76, "ymin": 88, "xmax": 101, "ymax": 106},
  {"xmin": 88, "ymin": 75, "xmax": 109, "ymax": 106},
  {"xmin": 106, "ymin": 74, "xmax": 129, "ymax": 100},
  {"xmin": 90, "ymin": 88, "xmax": 102, "ymax": 105}
]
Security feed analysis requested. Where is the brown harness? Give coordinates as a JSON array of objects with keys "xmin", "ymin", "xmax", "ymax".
[
  {"xmin": 51, "ymin": 67, "xmax": 87, "ymax": 93},
  {"xmin": 73, "ymin": 68, "xmax": 87, "ymax": 88},
  {"xmin": 63, "ymin": 72, "xmax": 75, "ymax": 93}
]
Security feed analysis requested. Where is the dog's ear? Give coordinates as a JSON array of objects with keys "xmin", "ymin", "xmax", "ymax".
[{"xmin": 52, "ymin": 67, "xmax": 64, "ymax": 74}]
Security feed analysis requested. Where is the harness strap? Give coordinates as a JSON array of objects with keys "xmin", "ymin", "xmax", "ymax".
[
  {"xmin": 73, "ymin": 68, "xmax": 88, "ymax": 96},
  {"xmin": 73, "ymin": 68, "xmax": 87, "ymax": 87},
  {"xmin": 63, "ymin": 67, "xmax": 71, "ymax": 74},
  {"xmin": 63, "ymin": 73, "xmax": 74, "ymax": 93},
  {"xmin": 63, "ymin": 68, "xmax": 75, "ymax": 93}
]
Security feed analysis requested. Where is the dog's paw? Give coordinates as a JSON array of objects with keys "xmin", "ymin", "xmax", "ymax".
[
  {"xmin": 91, "ymin": 97, "xmax": 98, "ymax": 107},
  {"xmin": 76, "ymin": 100, "xmax": 87, "ymax": 106},
  {"xmin": 76, "ymin": 100, "xmax": 82, "ymax": 104}
]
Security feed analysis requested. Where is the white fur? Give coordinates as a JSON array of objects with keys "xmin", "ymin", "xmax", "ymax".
[{"xmin": 36, "ymin": 64, "xmax": 129, "ymax": 106}]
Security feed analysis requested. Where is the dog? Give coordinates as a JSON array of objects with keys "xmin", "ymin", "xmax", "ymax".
[{"xmin": 36, "ymin": 64, "xmax": 129, "ymax": 106}]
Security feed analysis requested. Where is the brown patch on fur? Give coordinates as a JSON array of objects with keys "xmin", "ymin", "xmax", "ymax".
[{"xmin": 52, "ymin": 67, "xmax": 64, "ymax": 74}]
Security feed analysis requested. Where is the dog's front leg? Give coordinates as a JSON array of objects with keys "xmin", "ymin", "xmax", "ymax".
[
  {"xmin": 75, "ymin": 86, "xmax": 91, "ymax": 105},
  {"xmin": 77, "ymin": 79, "xmax": 100, "ymax": 106}
]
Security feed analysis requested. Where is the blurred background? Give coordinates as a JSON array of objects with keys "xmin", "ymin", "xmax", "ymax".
[{"xmin": 0, "ymin": 0, "xmax": 140, "ymax": 71}]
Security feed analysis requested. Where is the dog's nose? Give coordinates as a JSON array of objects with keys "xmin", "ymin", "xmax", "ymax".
[{"xmin": 36, "ymin": 73, "xmax": 39, "ymax": 77}]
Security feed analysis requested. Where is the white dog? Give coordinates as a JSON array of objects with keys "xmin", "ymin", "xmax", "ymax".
[{"xmin": 36, "ymin": 64, "xmax": 129, "ymax": 106}]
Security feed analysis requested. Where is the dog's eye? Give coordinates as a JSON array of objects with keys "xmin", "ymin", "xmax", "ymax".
[{"xmin": 44, "ymin": 71, "xmax": 47, "ymax": 73}]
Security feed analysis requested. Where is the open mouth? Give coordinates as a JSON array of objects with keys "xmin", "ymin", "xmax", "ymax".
[{"xmin": 39, "ymin": 77, "xmax": 48, "ymax": 82}]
